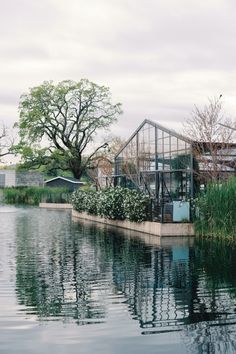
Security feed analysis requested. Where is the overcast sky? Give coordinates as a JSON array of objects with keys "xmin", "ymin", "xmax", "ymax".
[{"xmin": 1, "ymin": 0, "xmax": 236, "ymax": 142}]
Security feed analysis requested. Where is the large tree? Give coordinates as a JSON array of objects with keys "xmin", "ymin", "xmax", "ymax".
[{"xmin": 14, "ymin": 79, "xmax": 122, "ymax": 179}]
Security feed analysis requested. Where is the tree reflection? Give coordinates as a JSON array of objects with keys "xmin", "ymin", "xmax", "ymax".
[
  {"xmin": 15, "ymin": 211, "xmax": 112, "ymax": 322},
  {"xmin": 15, "ymin": 210, "xmax": 236, "ymax": 352}
]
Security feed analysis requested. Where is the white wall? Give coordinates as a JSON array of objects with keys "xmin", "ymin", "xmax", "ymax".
[{"xmin": 0, "ymin": 170, "xmax": 16, "ymax": 187}]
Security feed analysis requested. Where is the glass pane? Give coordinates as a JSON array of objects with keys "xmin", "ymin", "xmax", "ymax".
[
  {"xmin": 157, "ymin": 139, "xmax": 163, "ymax": 154},
  {"xmin": 163, "ymin": 137, "xmax": 170, "ymax": 154},
  {"xmin": 178, "ymin": 139, "xmax": 186, "ymax": 151},
  {"xmin": 170, "ymin": 136, "xmax": 178, "ymax": 152}
]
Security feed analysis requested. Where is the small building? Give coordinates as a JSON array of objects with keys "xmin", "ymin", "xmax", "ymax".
[
  {"xmin": 45, "ymin": 176, "xmax": 84, "ymax": 191},
  {"xmin": 0, "ymin": 170, "xmax": 44, "ymax": 188}
]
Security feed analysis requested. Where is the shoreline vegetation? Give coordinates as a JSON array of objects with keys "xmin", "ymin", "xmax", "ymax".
[
  {"xmin": 1, "ymin": 177, "xmax": 235, "ymax": 239},
  {"xmin": 1, "ymin": 186, "xmax": 70, "ymax": 205},
  {"xmin": 194, "ymin": 177, "xmax": 236, "ymax": 239}
]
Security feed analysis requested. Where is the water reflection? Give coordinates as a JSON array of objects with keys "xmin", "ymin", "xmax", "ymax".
[{"xmin": 9, "ymin": 209, "xmax": 236, "ymax": 352}]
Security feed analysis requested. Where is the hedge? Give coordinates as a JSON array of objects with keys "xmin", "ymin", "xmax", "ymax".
[{"xmin": 71, "ymin": 187, "xmax": 150, "ymax": 222}]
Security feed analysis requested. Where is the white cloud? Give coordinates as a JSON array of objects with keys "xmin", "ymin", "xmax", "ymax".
[{"xmin": 0, "ymin": 0, "xmax": 236, "ymax": 151}]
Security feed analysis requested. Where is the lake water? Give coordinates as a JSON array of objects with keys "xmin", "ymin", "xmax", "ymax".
[{"xmin": 1, "ymin": 206, "xmax": 236, "ymax": 354}]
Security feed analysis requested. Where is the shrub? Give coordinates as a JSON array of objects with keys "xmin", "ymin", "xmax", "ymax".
[
  {"xmin": 70, "ymin": 189, "xmax": 87, "ymax": 212},
  {"xmin": 97, "ymin": 187, "xmax": 126, "ymax": 220},
  {"xmin": 71, "ymin": 186, "xmax": 151, "ymax": 222},
  {"xmin": 123, "ymin": 189, "xmax": 149, "ymax": 222},
  {"xmin": 84, "ymin": 190, "xmax": 99, "ymax": 215}
]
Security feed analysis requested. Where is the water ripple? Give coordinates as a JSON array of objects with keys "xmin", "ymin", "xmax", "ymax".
[{"xmin": 1, "ymin": 208, "xmax": 236, "ymax": 353}]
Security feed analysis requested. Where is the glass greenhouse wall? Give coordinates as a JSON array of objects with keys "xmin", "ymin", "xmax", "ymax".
[{"xmin": 114, "ymin": 120, "xmax": 194, "ymax": 222}]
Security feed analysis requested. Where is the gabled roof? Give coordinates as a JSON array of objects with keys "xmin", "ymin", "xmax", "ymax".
[
  {"xmin": 45, "ymin": 176, "xmax": 84, "ymax": 184},
  {"xmin": 115, "ymin": 119, "xmax": 193, "ymax": 158}
]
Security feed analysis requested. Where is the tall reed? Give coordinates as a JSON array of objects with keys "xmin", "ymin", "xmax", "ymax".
[
  {"xmin": 2, "ymin": 186, "xmax": 71, "ymax": 205},
  {"xmin": 195, "ymin": 177, "xmax": 236, "ymax": 238}
]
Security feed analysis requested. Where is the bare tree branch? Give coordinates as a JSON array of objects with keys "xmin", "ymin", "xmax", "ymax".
[
  {"xmin": 0, "ymin": 123, "xmax": 15, "ymax": 161},
  {"xmin": 183, "ymin": 96, "xmax": 236, "ymax": 182}
]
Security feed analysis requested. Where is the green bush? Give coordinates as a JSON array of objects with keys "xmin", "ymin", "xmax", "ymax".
[
  {"xmin": 84, "ymin": 190, "xmax": 99, "ymax": 215},
  {"xmin": 70, "ymin": 189, "xmax": 100, "ymax": 215},
  {"xmin": 97, "ymin": 187, "xmax": 126, "ymax": 220},
  {"xmin": 71, "ymin": 187, "xmax": 150, "ymax": 222},
  {"xmin": 123, "ymin": 189, "xmax": 150, "ymax": 222},
  {"xmin": 70, "ymin": 189, "xmax": 87, "ymax": 212}
]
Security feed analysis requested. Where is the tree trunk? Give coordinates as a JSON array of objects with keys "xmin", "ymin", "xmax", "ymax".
[{"xmin": 69, "ymin": 155, "xmax": 84, "ymax": 180}]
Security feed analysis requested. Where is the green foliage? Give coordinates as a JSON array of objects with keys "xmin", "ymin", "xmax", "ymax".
[
  {"xmin": 3, "ymin": 186, "xmax": 70, "ymax": 205},
  {"xmin": 70, "ymin": 189, "xmax": 96, "ymax": 213},
  {"xmin": 70, "ymin": 189, "xmax": 86, "ymax": 212},
  {"xmin": 171, "ymin": 153, "xmax": 192, "ymax": 170},
  {"xmin": 14, "ymin": 79, "xmax": 122, "ymax": 179},
  {"xmin": 97, "ymin": 187, "xmax": 126, "ymax": 220},
  {"xmin": 194, "ymin": 177, "xmax": 236, "ymax": 238},
  {"xmin": 123, "ymin": 189, "xmax": 150, "ymax": 222},
  {"xmin": 84, "ymin": 190, "xmax": 100, "ymax": 215},
  {"xmin": 71, "ymin": 187, "xmax": 150, "ymax": 222}
]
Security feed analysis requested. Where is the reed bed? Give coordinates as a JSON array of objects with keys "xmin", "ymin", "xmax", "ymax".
[
  {"xmin": 195, "ymin": 177, "xmax": 236, "ymax": 238},
  {"xmin": 2, "ymin": 186, "xmax": 71, "ymax": 206}
]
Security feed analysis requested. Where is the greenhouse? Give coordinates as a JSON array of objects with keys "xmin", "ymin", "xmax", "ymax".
[
  {"xmin": 113, "ymin": 119, "xmax": 194, "ymax": 223},
  {"xmin": 99, "ymin": 119, "xmax": 236, "ymax": 223}
]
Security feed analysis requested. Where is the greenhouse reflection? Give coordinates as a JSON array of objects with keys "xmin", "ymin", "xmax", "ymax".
[{"xmin": 15, "ymin": 212, "xmax": 236, "ymax": 352}]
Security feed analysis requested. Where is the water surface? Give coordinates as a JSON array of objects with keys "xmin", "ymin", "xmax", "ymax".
[{"xmin": 0, "ymin": 206, "xmax": 236, "ymax": 353}]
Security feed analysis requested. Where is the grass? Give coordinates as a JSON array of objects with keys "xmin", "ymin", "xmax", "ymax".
[
  {"xmin": 194, "ymin": 177, "xmax": 236, "ymax": 239},
  {"xmin": 2, "ymin": 186, "xmax": 71, "ymax": 206}
]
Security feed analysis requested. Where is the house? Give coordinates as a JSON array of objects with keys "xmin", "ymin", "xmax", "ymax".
[
  {"xmin": 45, "ymin": 176, "xmax": 84, "ymax": 191},
  {"xmin": 0, "ymin": 170, "xmax": 44, "ymax": 187}
]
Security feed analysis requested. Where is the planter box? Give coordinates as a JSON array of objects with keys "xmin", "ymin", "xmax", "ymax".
[
  {"xmin": 39, "ymin": 203, "xmax": 73, "ymax": 209},
  {"xmin": 72, "ymin": 210, "xmax": 194, "ymax": 237}
]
